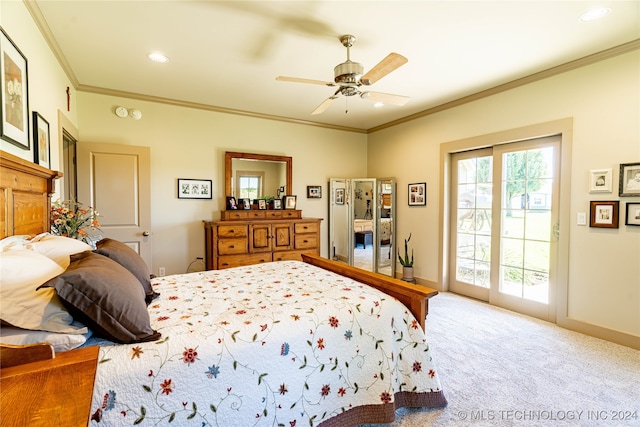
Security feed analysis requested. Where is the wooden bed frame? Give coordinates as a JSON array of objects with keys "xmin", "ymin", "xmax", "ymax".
[{"xmin": 1, "ymin": 150, "xmax": 100, "ymax": 426}]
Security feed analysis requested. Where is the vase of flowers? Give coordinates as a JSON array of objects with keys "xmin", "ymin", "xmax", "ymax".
[{"xmin": 50, "ymin": 199, "xmax": 101, "ymax": 243}]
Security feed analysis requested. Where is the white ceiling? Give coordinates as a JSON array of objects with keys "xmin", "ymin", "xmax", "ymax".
[{"xmin": 31, "ymin": 1, "xmax": 640, "ymax": 132}]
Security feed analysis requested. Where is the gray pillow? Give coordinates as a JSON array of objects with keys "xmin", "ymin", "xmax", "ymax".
[
  {"xmin": 40, "ymin": 251, "xmax": 161, "ymax": 344},
  {"xmin": 95, "ymin": 238, "xmax": 159, "ymax": 304}
]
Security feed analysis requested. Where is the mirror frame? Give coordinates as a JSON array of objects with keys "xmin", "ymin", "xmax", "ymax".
[{"xmin": 225, "ymin": 151, "xmax": 292, "ymax": 198}]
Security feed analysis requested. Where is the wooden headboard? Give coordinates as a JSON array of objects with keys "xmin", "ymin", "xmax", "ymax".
[{"xmin": 0, "ymin": 150, "xmax": 61, "ymax": 238}]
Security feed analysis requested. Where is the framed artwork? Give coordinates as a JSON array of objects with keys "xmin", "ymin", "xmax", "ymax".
[
  {"xmin": 283, "ymin": 195, "xmax": 297, "ymax": 210},
  {"xmin": 589, "ymin": 168, "xmax": 612, "ymax": 193},
  {"xmin": 408, "ymin": 182, "xmax": 426, "ymax": 206},
  {"xmin": 32, "ymin": 112, "xmax": 50, "ymax": 168},
  {"xmin": 258, "ymin": 199, "xmax": 267, "ymax": 210},
  {"xmin": 619, "ymin": 163, "xmax": 640, "ymax": 197},
  {"xmin": 335, "ymin": 188, "xmax": 345, "ymax": 205},
  {"xmin": 625, "ymin": 203, "xmax": 640, "ymax": 226},
  {"xmin": 240, "ymin": 198, "xmax": 251, "ymax": 210},
  {"xmin": 271, "ymin": 199, "xmax": 282, "ymax": 210},
  {"xmin": 177, "ymin": 178, "xmax": 212, "ymax": 199},
  {"xmin": 307, "ymin": 185, "xmax": 322, "ymax": 199},
  {"xmin": 225, "ymin": 196, "xmax": 238, "ymax": 209},
  {"xmin": 589, "ymin": 201, "xmax": 619, "ymax": 228},
  {"xmin": 1, "ymin": 27, "xmax": 30, "ymax": 149}
]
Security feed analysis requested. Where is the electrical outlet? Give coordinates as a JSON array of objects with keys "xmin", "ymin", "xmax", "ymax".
[{"xmin": 159, "ymin": 267, "xmax": 165, "ymax": 277}]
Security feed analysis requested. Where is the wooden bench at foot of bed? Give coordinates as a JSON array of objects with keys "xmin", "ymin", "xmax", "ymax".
[{"xmin": 301, "ymin": 254, "xmax": 438, "ymax": 331}]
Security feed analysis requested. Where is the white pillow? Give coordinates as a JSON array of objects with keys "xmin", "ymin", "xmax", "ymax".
[
  {"xmin": 0, "ymin": 249, "xmax": 88, "ymax": 334},
  {"xmin": 24, "ymin": 233, "xmax": 93, "ymax": 269},
  {"xmin": 0, "ymin": 235, "xmax": 31, "ymax": 250},
  {"xmin": 0, "ymin": 324, "xmax": 92, "ymax": 353}
]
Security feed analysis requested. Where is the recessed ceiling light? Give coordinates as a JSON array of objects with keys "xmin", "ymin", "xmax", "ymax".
[
  {"xmin": 374, "ymin": 102, "xmax": 384, "ymax": 108},
  {"xmin": 579, "ymin": 7, "xmax": 611, "ymax": 22},
  {"xmin": 148, "ymin": 52, "xmax": 169, "ymax": 63}
]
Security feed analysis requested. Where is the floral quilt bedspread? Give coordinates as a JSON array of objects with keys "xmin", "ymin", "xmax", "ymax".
[{"xmin": 88, "ymin": 261, "xmax": 446, "ymax": 426}]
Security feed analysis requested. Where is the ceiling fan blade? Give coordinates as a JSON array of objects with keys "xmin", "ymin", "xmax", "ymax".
[
  {"xmin": 276, "ymin": 76, "xmax": 335, "ymax": 86},
  {"xmin": 360, "ymin": 53, "xmax": 408, "ymax": 85},
  {"xmin": 360, "ymin": 91, "xmax": 410, "ymax": 106},
  {"xmin": 311, "ymin": 96, "xmax": 338, "ymax": 115}
]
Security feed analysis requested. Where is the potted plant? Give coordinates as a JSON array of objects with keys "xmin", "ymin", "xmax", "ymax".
[{"xmin": 397, "ymin": 233, "xmax": 414, "ymax": 282}]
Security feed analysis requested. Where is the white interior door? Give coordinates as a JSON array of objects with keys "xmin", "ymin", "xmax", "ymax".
[{"xmin": 77, "ymin": 142, "xmax": 152, "ymax": 268}]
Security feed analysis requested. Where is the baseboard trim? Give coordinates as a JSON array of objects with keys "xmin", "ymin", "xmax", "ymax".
[{"xmin": 557, "ymin": 317, "xmax": 639, "ymax": 350}]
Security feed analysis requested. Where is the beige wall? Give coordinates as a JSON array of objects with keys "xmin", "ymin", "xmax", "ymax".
[
  {"xmin": 368, "ymin": 50, "xmax": 640, "ymax": 343},
  {"xmin": 76, "ymin": 92, "xmax": 367, "ymax": 275}
]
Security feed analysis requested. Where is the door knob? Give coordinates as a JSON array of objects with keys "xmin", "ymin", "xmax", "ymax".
[{"xmin": 142, "ymin": 231, "xmax": 151, "ymax": 237}]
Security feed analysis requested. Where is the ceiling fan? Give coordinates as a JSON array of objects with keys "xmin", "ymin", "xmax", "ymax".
[{"xmin": 276, "ymin": 35, "xmax": 409, "ymax": 115}]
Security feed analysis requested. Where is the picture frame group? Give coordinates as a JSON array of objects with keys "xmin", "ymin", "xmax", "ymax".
[{"xmin": 178, "ymin": 178, "xmax": 212, "ymax": 199}]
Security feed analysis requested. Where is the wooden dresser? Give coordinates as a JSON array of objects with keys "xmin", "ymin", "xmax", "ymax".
[{"xmin": 204, "ymin": 210, "xmax": 321, "ymax": 269}]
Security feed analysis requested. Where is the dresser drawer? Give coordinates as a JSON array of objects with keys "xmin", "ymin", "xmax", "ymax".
[
  {"xmin": 217, "ymin": 253, "xmax": 272, "ymax": 269},
  {"xmin": 217, "ymin": 225, "xmax": 247, "ymax": 238},
  {"xmin": 294, "ymin": 222, "xmax": 318, "ymax": 234},
  {"xmin": 247, "ymin": 210, "xmax": 266, "ymax": 219},
  {"xmin": 218, "ymin": 238, "xmax": 248, "ymax": 255},
  {"xmin": 265, "ymin": 211, "xmax": 283, "ymax": 219},
  {"xmin": 294, "ymin": 234, "xmax": 317, "ymax": 249}
]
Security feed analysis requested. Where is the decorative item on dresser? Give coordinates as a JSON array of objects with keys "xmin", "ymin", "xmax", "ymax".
[{"xmin": 204, "ymin": 210, "xmax": 321, "ymax": 270}]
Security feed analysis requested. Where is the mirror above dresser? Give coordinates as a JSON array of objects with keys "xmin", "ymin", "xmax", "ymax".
[{"xmin": 225, "ymin": 151, "xmax": 292, "ymax": 199}]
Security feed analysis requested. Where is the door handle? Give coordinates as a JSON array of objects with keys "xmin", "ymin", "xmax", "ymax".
[{"xmin": 142, "ymin": 231, "xmax": 151, "ymax": 237}]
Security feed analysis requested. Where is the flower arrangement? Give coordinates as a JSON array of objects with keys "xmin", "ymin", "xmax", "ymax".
[{"xmin": 50, "ymin": 199, "xmax": 101, "ymax": 241}]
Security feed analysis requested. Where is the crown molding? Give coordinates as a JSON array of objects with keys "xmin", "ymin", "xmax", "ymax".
[{"xmin": 368, "ymin": 39, "xmax": 640, "ymax": 133}]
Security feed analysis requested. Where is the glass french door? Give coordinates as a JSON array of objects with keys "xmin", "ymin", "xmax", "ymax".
[{"xmin": 450, "ymin": 137, "xmax": 560, "ymax": 321}]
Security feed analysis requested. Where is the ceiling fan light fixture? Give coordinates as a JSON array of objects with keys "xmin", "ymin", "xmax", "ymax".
[
  {"xmin": 334, "ymin": 61, "xmax": 363, "ymax": 84},
  {"xmin": 579, "ymin": 7, "xmax": 611, "ymax": 22}
]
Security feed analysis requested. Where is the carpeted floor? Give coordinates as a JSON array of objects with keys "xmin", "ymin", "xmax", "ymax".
[{"xmin": 362, "ymin": 292, "xmax": 640, "ymax": 426}]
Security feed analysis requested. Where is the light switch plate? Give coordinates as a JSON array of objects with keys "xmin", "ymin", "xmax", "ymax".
[{"xmin": 577, "ymin": 212, "xmax": 587, "ymax": 226}]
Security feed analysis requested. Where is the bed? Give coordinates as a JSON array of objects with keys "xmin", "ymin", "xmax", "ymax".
[{"xmin": 0, "ymin": 150, "xmax": 447, "ymax": 426}]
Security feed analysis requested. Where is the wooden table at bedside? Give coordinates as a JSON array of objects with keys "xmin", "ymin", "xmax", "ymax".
[{"xmin": 0, "ymin": 345, "xmax": 99, "ymax": 426}]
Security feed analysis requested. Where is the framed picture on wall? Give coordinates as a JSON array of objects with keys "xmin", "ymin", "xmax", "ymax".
[
  {"xmin": 589, "ymin": 168, "xmax": 612, "ymax": 193},
  {"xmin": 408, "ymin": 182, "xmax": 426, "ymax": 206},
  {"xmin": 589, "ymin": 201, "xmax": 619, "ymax": 228},
  {"xmin": 625, "ymin": 203, "xmax": 640, "ymax": 226},
  {"xmin": 335, "ymin": 188, "xmax": 345, "ymax": 205},
  {"xmin": 32, "ymin": 112, "xmax": 50, "ymax": 168},
  {"xmin": 178, "ymin": 178, "xmax": 213, "ymax": 199},
  {"xmin": 619, "ymin": 163, "xmax": 640, "ymax": 197},
  {"xmin": 1, "ymin": 28, "xmax": 30, "ymax": 149},
  {"xmin": 307, "ymin": 185, "xmax": 322, "ymax": 199}
]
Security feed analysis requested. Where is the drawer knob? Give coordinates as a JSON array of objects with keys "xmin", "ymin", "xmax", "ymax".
[{"xmin": 229, "ymin": 245, "xmax": 235, "ymax": 248}]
